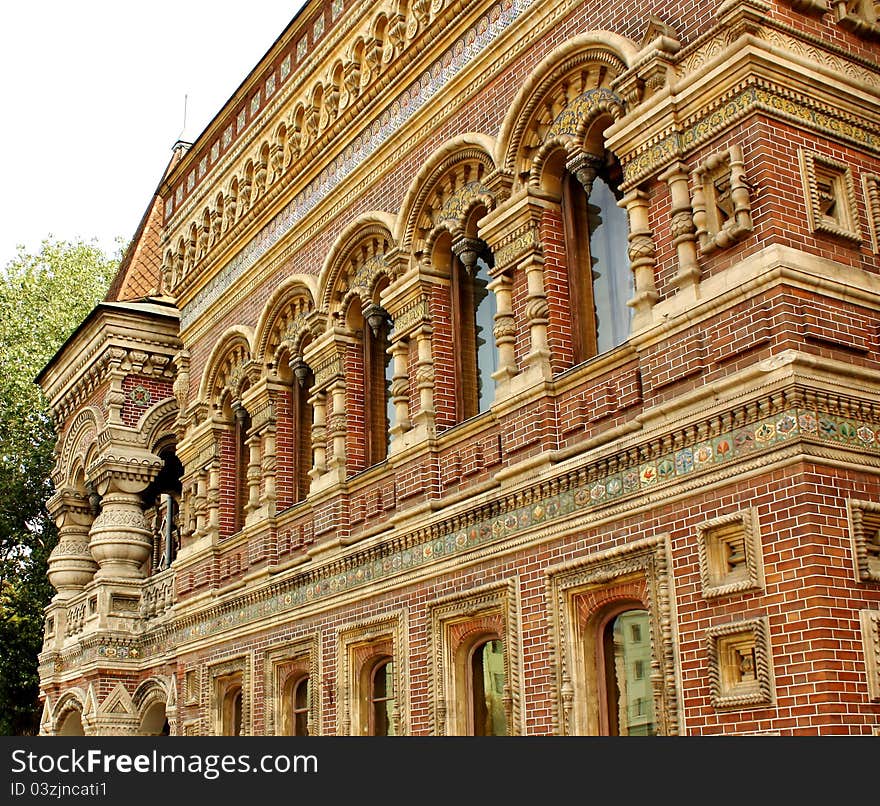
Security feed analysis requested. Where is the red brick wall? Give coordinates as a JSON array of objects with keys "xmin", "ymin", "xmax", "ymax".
[
  {"xmin": 162, "ymin": 461, "xmax": 880, "ymax": 735},
  {"xmin": 121, "ymin": 376, "xmax": 174, "ymax": 429}
]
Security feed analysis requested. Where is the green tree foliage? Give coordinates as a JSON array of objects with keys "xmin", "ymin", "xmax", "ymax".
[{"xmin": 0, "ymin": 237, "xmax": 117, "ymax": 735}]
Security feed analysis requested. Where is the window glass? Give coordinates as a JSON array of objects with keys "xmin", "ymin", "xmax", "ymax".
[
  {"xmin": 293, "ymin": 677, "xmax": 309, "ymax": 736},
  {"xmin": 588, "ymin": 176, "xmax": 632, "ymax": 355},
  {"xmin": 473, "ymin": 256, "xmax": 497, "ymax": 414},
  {"xmin": 370, "ymin": 660, "xmax": 397, "ymax": 736},
  {"xmin": 604, "ymin": 610, "xmax": 656, "ymax": 736},
  {"xmin": 471, "ymin": 639, "xmax": 506, "ymax": 736}
]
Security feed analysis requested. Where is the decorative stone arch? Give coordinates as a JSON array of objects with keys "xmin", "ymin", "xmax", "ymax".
[
  {"xmin": 137, "ymin": 398, "xmax": 180, "ymax": 452},
  {"xmin": 318, "ymin": 211, "xmax": 398, "ymax": 316},
  {"xmin": 255, "ymin": 141, "xmax": 271, "ymax": 192},
  {"xmin": 397, "ymin": 133, "xmax": 499, "ymax": 261},
  {"xmin": 57, "ymin": 406, "xmax": 105, "ymax": 488},
  {"xmin": 253, "ymin": 279, "xmax": 319, "ymax": 368},
  {"xmin": 53, "ymin": 688, "xmax": 89, "ymax": 736},
  {"xmin": 133, "ymin": 677, "xmax": 173, "ymax": 736},
  {"xmin": 327, "ymin": 60, "xmax": 344, "ymax": 118},
  {"xmin": 289, "ymin": 103, "xmax": 306, "ymax": 159},
  {"xmin": 161, "ymin": 247, "xmax": 176, "ymax": 292},
  {"xmin": 497, "ymin": 32, "xmax": 636, "ymax": 189},
  {"xmin": 307, "ymin": 83, "xmax": 324, "ymax": 141},
  {"xmin": 212, "ymin": 192, "xmax": 225, "ymax": 242},
  {"xmin": 198, "ymin": 326, "xmax": 256, "ymax": 407},
  {"xmin": 225, "ymin": 176, "xmax": 240, "ymax": 231},
  {"xmin": 271, "ymin": 121, "xmax": 288, "ymax": 178},
  {"xmin": 371, "ymin": 11, "xmax": 390, "ymax": 47}
]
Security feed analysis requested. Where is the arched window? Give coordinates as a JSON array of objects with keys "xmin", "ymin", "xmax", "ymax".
[
  {"xmin": 452, "ymin": 239, "xmax": 497, "ymax": 421},
  {"xmin": 598, "ymin": 608, "xmax": 656, "ymax": 736},
  {"xmin": 223, "ymin": 685, "xmax": 243, "ymax": 736},
  {"xmin": 469, "ymin": 638, "xmax": 507, "ymax": 736},
  {"xmin": 289, "ymin": 676, "xmax": 310, "ymax": 736},
  {"xmin": 142, "ymin": 446, "xmax": 183, "ymax": 573},
  {"xmin": 561, "ymin": 151, "xmax": 632, "ymax": 363},
  {"xmin": 290, "ymin": 357, "xmax": 314, "ymax": 503},
  {"xmin": 363, "ymin": 302, "xmax": 393, "ymax": 466},
  {"xmin": 233, "ymin": 403, "xmax": 252, "ymax": 532},
  {"xmin": 348, "ymin": 296, "xmax": 393, "ymax": 471},
  {"xmin": 368, "ymin": 657, "xmax": 397, "ymax": 736}
]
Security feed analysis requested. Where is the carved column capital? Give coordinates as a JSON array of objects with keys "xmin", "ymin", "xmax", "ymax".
[
  {"xmin": 87, "ymin": 449, "xmax": 164, "ymax": 497},
  {"xmin": 565, "ymin": 151, "xmax": 604, "ymax": 196}
]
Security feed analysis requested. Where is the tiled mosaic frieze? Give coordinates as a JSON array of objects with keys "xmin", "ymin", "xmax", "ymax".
[
  {"xmin": 161, "ymin": 404, "xmax": 880, "ymax": 647},
  {"xmin": 181, "ymin": 0, "xmax": 533, "ymax": 330}
]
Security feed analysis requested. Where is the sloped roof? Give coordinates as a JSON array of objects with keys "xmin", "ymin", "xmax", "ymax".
[{"xmin": 104, "ymin": 143, "xmax": 189, "ymax": 302}]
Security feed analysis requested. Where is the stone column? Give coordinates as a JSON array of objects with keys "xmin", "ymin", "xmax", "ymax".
[
  {"xmin": 245, "ymin": 427, "xmax": 262, "ymax": 518},
  {"xmin": 479, "ymin": 191, "xmax": 555, "ymax": 388},
  {"xmin": 619, "ymin": 188, "xmax": 659, "ymax": 331},
  {"xmin": 522, "ymin": 253, "xmax": 551, "ymax": 373},
  {"xmin": 413, "ymin": 326, "xmax": 436, "ymax": 434},
  {"xmin": 87, "ymin": 451, "xmax": 163, "ymax": 580},
  {"xmin": 259, "ymin": 423, "xmax": 277, "ymax": 512},
  {"xmin": 659, "ymin": 161, "xmax": 700, "ymax": 299},
  {"xmin": 389, "ymin": 338, "xmax": 412, "ymax": 442},
  {"xmin": 327, "ymin": 379, "xmax": 348, "ymax": 473},
  {"xmin": 379, "ymin": 259, "xmax": 437, "ymax": 445},
  {"xmin": 206, "ymin": 461, "xmax": 221, "ymax": 542},
  {"xmin": 244, "ymin": 382, "xmax": 281, "ymax": 517},
  {"xmin": 488, "ymin": 273, "xmax": 517, "ymax": 383},
  {"xmin": 308, "ymin": 390, "xmax": 328, "ymax": 481},
  {"xmin": 45, "ymin": 490, "xmax": 99, "ymax": 599}
]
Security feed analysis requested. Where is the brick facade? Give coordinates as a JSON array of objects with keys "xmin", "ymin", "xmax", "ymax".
[{"xmin": 36, "ymin": 0, "xmax": 880, "ymax": 736}]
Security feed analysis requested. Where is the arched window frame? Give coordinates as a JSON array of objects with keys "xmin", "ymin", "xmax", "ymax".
[
  {"xmin": 359, "ymin": 654, "xmax": 397, "ymax": 736},
  {"xmin": 587, "ymin": 600, "xmax": 658, "ymax": 737},
  {"xmin": 362, "ymin": 300, "xmax": 393, "ymax": 468},
  {"xmin": 288, "ymin": 353, "xmax": 314, "ymax": 504},
  {"xmin": 282, "ymin": 673, "xmax": 311, "ymax": 736},
  {"xmin": 141, "ymin": 442, "xmax": 183, "ymax": 574},
  {"xmin": 449, "ymin": 236, "xmax": 498, "ymax": 422},
  {"xmin": 460, "ymin": 634, "xmax": 508, "ymax": 736},
  {"xmin": 218, "ymin": 677, "xmax": 244, "ymax": 736},
  {"xmin": 559, "ymin": 145, "xmax": 632, "ymax": 366},
  {"xmin": 232, "ymin": 400, "xmax": 252, "ymax": 533}
]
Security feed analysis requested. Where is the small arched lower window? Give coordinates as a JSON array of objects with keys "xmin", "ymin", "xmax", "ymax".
[
  {"xmin": 600, "ymin": 609, "xmax": 656, "ymax": 736},
  {"xmin": 469, "ymin": 638, "xmax": 507, "ymax": 736},
  {"xmin": 369, "ymin": 658, "xmax": 397, "ymax": 736},
  {"xmin": 291, "ymin": 676, "xmax": 310, "ymax": 736},
  {"xmin": 223, "ymin": 686, "xmax": 243, "ymax": 736}
]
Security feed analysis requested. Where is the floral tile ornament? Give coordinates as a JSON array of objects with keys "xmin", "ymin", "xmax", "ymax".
[
  {"xmin": 694, "ymin": 443, "xmax": 714, "ymax": 467},
  {"xmin": 675, "ymin": 448, "xmax": 694, "ymax": 475}
]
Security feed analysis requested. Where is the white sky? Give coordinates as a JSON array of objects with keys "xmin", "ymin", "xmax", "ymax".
[{"xmin": 0, "ymin": 1, "xmax": 306, "ymax": 268}]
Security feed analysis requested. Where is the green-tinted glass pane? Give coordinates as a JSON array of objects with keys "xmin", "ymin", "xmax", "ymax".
[
  {"xmin": 610, "ymin": 611, "xmax": 656, "ymax": 736},
  {"xmin": 474, "ymin": 639, "xmax": 507, "ymax": 736}
]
